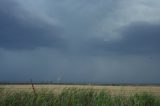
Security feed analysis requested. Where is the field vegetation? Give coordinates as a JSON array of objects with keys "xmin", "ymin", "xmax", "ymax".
[{"xmin": 0, "ymin": 85, "xmax": 160, "ymax": 106}]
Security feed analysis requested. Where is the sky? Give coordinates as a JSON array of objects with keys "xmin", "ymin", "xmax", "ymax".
[{"xmin": 0, "ymin": 0, "xmax": 160, "ymax": 83}]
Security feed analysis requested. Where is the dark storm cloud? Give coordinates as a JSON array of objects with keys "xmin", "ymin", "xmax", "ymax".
[
  {"xmin": 118, "ymin": 22, "xmax": 160, "ymax": 54},
  {"xmin": 0, "ymin": 0, "xmax": 64, "ymax": 49},
  {"xmin": 88, "ymin": 22, "xmax": 160, "ymax": 55},
  {"xmin": 0, "ymin": 0, "xmax": 160, "ymax": 84}
]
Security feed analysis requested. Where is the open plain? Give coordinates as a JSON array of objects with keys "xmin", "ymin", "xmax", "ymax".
[
  {"xmin": 1, "ymin": 84, "xmax": 160, "ymax": 96},
  {"xmin": 1, "ymin": 84, "xmax": 160, "ymax": 105}
]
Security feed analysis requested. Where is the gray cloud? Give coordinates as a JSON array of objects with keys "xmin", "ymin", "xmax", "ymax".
[
  {"xmin": 0, "ymin": 0, "xmax": 160, "ymax": 83},
  {"xmin": 117, "ymin": 22, "xmax": 160, "ymax": 54},
  {"xmin": 0, "ymin": 48, "xmax": 160, "ymax": 83},
  {"xmin": 86, "ymin": 22, "xmax": 160, "ymax": 55},
  {"xmin": 0, "ymin": 0, "xmax": 65, "ymax": 49}
]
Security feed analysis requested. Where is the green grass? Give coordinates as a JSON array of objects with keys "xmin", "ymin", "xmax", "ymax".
[{"xmin": 0, "ymin": 88, "xmax": 160, "ymax": 106}]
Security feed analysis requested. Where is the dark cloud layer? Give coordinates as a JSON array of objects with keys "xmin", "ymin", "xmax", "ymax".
[
  {"xmin": 1, "ymin": 0, "xmax": 160, "ymax": 54},
  {"xmin": 0, "ymin": 0, "xmax": 160, "ymax": 83},
  {"xmin": 118, "ymin": 22, "xmax": 160, "ymax": 54},
  {"xmin": 0, "ymin": 1, "xmax": 64, "ymax": 49},
  {"xmin": 88, "ymin": 22, "xmax": 160, "ymax": 55}
]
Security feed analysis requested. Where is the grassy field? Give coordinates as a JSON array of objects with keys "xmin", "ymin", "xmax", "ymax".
[
  {"xmin": 1, "ymin": 84, "xmax": 160, "ymax": 95},
  {"xmin": 0, "ymin": 84, "xmax": 160, "ymax": 106}
]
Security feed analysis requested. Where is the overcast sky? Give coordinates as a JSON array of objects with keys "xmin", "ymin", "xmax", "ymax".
[{"xmin": 0, "ymin": 0, "xmax": 160, "ymax": 83}]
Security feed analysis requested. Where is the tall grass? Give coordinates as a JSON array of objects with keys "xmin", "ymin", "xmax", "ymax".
[{"xmin": 0, "ymin": 88, "xmax": 160, "ymax": 106}]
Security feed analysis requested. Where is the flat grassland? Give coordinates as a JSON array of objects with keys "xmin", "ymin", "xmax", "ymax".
[
  {"xmin": 1, "ymin": 84, "xmax": 160, "ymax": 106},
  {"xmin": 1, "ymin": 84, "xmax": 160, "ymax": 95}
]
